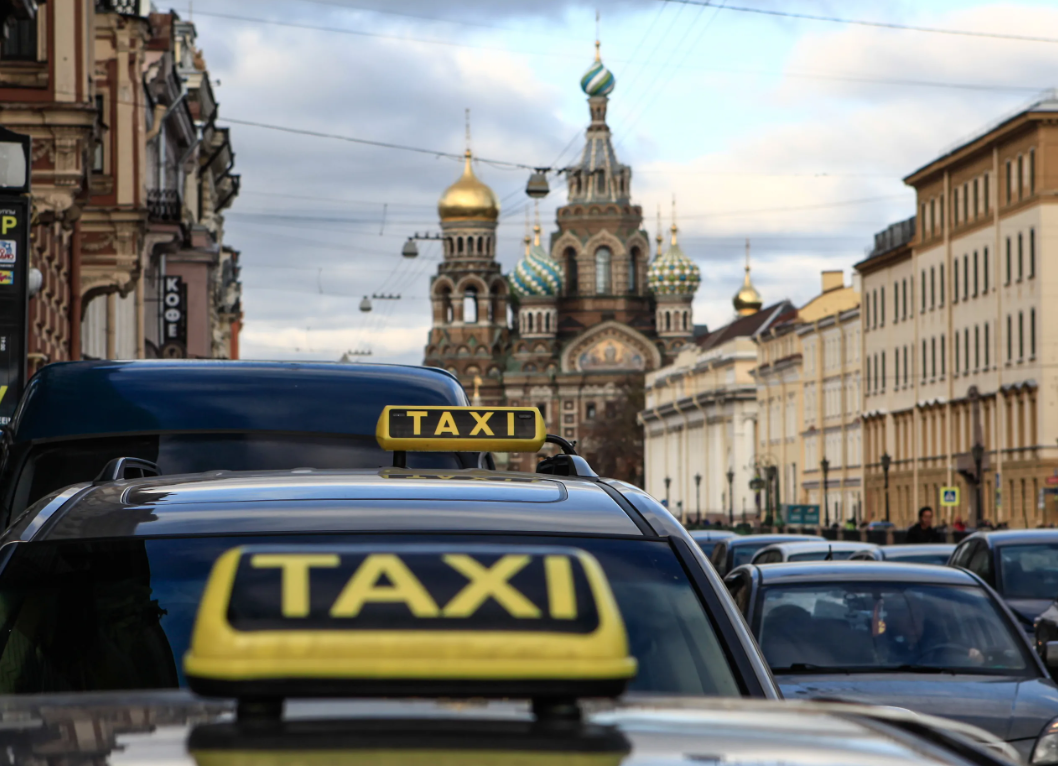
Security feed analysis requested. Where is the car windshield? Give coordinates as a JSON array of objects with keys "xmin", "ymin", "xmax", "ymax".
[
  {"xmin": 732, "ymin": 542, "xmax": 773, "ymax": 568},
  {"xmin": 757, "ymin": 582, "xmax": 1030, "ymax": 675},
  {"xmin": 998, "ymin": 543, "xmax": 1058, "ymax": 600},
  {"xmin": 9, "ymin": 433, "xmax": 463, "ymax": 515},
  {"xmin": 788, "ymin": 550, "xmax": 859, "ymax": 562},
  {"xmin": 0, "ymin": 534, "xmax": 739, "ymax": 697},
  {"xmin": 889, "ymin": 553, "xmax": 950, "ymax": 566}
]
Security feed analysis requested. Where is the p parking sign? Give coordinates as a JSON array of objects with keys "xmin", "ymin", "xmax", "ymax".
[{"xmin": 940, "ymin": 486, "xmax": 960, "ymax": 507}]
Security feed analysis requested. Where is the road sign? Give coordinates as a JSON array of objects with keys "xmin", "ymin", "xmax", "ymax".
[
  {"xmin": 785, "ymin": 504, "xmax": 820, "ymax": 525},
  {"xmin": 940, "ymin": 486, "xmax": 960, "ymax": 507}
]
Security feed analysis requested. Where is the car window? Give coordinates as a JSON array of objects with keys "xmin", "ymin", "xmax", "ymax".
[
  {"xmin": 731, "ymin": 542, "xmax": 771, "ymax": 569},
  {"xmin": 709, "ymin": 543, "xmax": 729, "ymax": 574},
  {"xmin": 725, "ymin": 572, "xmax": 751, "ymax": 615},
  {"xmin": 967, "ymin": 543, "xmax": 994, "ymax": 583},
  {"xmin": 950, "ymin": 541, "xmax": 973, "ymax": 568},
  {"xmin": 755, "ymin": 582, "xmax": 1031, "ymax": 675},
  {"xmin": 0, "ymin": 534, "xmax": 740, "ymax": 698},
  {"xmin": 787, "ymin": 550, "xmax": 859, "ymax": 562},
  {"xmin": 997, "ymin": 543, "xmax": 1058, "ymax": 599},
  {"xmin": 890, "ymin": 553, "xmax": 951, "ymax": 566}
]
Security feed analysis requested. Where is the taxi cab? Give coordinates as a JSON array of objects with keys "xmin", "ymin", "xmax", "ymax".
[
  {"xmin": 0, "ymin": 405, "xmax": 774, "ymax": 699},
  {"xmin": 0, "ymin": 517, "xmax": 1025, "ymax": 766}
]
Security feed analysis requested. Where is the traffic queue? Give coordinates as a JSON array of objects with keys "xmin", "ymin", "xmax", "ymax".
[{"xmin": 0, "ymin": 359, "xmax": 1056, "ymax": 764}]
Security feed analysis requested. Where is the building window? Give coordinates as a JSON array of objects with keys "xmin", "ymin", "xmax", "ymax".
[
  {"xmin": 963, "ymin": 182, "xmax": 969, "ymax": 222},
  {"xmin": 930, "ymin": 198, "xmax": 936, "ymax": 235},
  {"xmin": 984, "ymin": 322, "xmax": 990, "ymax": 368},
  {"xmin": 931, "ymin": 336, "xmax": 936, "ymax": 378},
  {"xmin": 628, "ymin": 247, "xmax": 639, "ymax": 293},
  {"xmin": 973, "ymin": 178, "xmax": 979, "ymax": 218},
  {"xmin": 973, "ymin": 251, "xmax": 978, "ymax": 297},
  {"xmin": 1031, "ymin": 308, "xmax": 1036, "ymax": 357},
  {"xmin": 939, "ymin": 264, "xmax": 945, "ymax": 305},
  {"xmin": 880, "ymin": 286, "xmax": 885, "ymax": 325},
  {"xmin": 953, "ymin": 188, "xmax": 959, "ymax": 225},
  {"xmin": 963, "ymin": 254, "xmax": 969, "ymax": 298},
  {"xmin": 984, "ymin": 173, "xmax": 990, "ymax": 214},
  {"xmin": 1006, "ymin": 160, "xmax": 1012, "ymax": 204},
  {"xmin": 1029, "ymin": 229, "xmax": 1036, "ymax": 278},
  {"xmin": 1018, "ymin": 311, "xmax": 1024, "ymax": 359},
  {"xmin": 894, "ymin": 348, "xmax": 899, "ymax": 387},
  {"xmin": 872, "ymin": 289, "xmax": 878, "ymax": 328},
  {"xmin": 585, "ymin": 403, "xmax": 596, "ymax": 419},
  {"xmin": 941, "ymin": 334, "xmax": 946, "ymax": 375},
  {"xmin": 964, "ymin": 328, "xmax": 970, "ymax": 373},
  {"xmin": 983, "ymin": 247, "xmax": 989, "ymax": 293},
  {"xmin": 955, "ymin": 330, "xmax": 960, "ymax": 372},
  {"xmin": 920, "ymin": 203, "xmax": 926, "ymax": 238},
  {"xmin": 893, "ymin": 280, "xmax": 899, "ymax": 322},
  {"xmin": 463, "ymin": 287, "xmax": 478, "ymax": 323},
  {"xmin": 881, "ymin": 352, "xmax": 886, "ymax": 390},
  {"xmin": 940, "ymin": 193, "xmax": 944, "ymax": 226},
  {"xmin": 920, "ymin": 270, "xmax": 926, "ymax": 312},
  {"xmin": 1005, "ymin": 238, "xmax": 1011, "ymax": 284},
  {"xmin": 0, "ymin": 16, "xmax": 37, "ymax": 61},
  {"xmin": 1018, "ymin": 233, "xmax": 1024, "ymax": 281},
  {"xmin": 930, "ymin": 266, "xmax": 935, "ymax": 308},
  {"xmin": 1007, "ymin": 314, "xmax": 1012, "ymax": 361},
  {"xmin": 1017, "ymin": 155, "xmax": 1024, "ymax": 200},
  {"xmin": 903, "ymin": 345, "xmax": 908, "ymax": 386},
  {"xmin": 594, "ymin": 247, "xmax": 612, "ymax": 294},
  {"xmin": 1030, "ymin": 148, "xmax": 1036, "ymax": 195},
  {"xmin": 565, "ymin": 248, "xmax": 578, "ymax": 295},
  {"xmin": 902, "ymin": 278, "xmax": 907, "ymax": 319},
  {"xmin": 974, "ymin": 325, "xmax": 979, "ymax": 370},
  {"xmin": 953, "ymin": 259, "xmax": 959, "ymax": 303},
  {"xmin": 923, "ymin": 339, "xmax": 928, "ymax": 380}
]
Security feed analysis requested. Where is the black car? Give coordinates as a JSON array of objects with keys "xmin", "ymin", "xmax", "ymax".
[
  {"xmin": 708, "ymin": 533, "xmax": 824, "ymax": 576},
  {"xmin": 949, "ymin": 530, "xmax": 1058, "ymax": 631},
  {"xmin": 850, "ymin": 544, "xmax": 956, "ymax": 565},
  {"xmin": 0, "ymin": 466, "xmax": 777, "ymax": 699},
  {"xmin": 688, "ymin": 529, "xmax": 737, "ymax": 557},
  {"xmin": 724, "ymin": 560, "xmax": 1058, "ymax": 759},
  {"xmin": 0, "ymin": 361, "xmax": 477, "ymax": 527}
]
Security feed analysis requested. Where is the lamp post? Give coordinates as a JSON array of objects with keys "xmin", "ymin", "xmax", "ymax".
[
  {"xmin": 0, "ymin": 126, "xmax": 31, "ymax": 429},
  {"xmin": 880, "ymin": 451, "xmax": 892, "ymax": 523},
  {"xmin": 726, "ymin": 468, "xmax": 735, "ymax": 527},
  {"xmin": 820, "ymin": 457, "xmax": 830, "ymax": 528},
  {"xmin": 664, "ymin": 476, "xmax": 671, "ymax": 508},
  {"xmin": 694, "ymin": 473, "xmax": 702, "ymax": 525},
  {"xmin": 972, "ymin": 441, "xmax": 984, "ymax": 528},
  {"xmin": 766, "ymin": 465, "xmax": 779, "ymax": 527}
]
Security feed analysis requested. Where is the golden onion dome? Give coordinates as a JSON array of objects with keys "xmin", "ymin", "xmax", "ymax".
[
  {"xmin": 438, "ymin": 150, "xmax": 500, "ymax": 222},
  {"xmin": 733, "ymin": 264, "xmax": 763, "ymax": 316}
]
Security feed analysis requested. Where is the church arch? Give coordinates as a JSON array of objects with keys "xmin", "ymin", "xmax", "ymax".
[
  {"xmin": 628, "ymin": 246, "xmax": 640, "ymax": 293},
  {"xmin": 560, "ymin": 320, "xmax": 663, "ymax": 373},
  {"xmin": 463, "ymin": 287, "xmax": 478, "ymax": 323},
  {"xmin": 457, "ymin": 237, "xmax": 464, "ymax": 254},
  {"xmin": 595, "ymin": 247, "xmax": 612, "ymax": 294}
]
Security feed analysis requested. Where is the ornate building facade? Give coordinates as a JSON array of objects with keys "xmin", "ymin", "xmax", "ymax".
[{"xmin": 424, "ymin": 44, "xmax": 701, "ymax": 471}]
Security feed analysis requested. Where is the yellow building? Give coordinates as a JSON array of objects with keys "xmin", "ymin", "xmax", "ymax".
[
  {"xmin": 754, "ymin": 272, "xmax": 861, "ymax": 525},
  {"xmin": 857, "ymin": 92, "xmax": 1058, "ymax": 527}
]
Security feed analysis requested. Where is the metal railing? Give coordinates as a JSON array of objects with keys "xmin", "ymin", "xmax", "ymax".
[{"xmin": 147, "ymin": 189, "xmax": 181, "ymax": 223}]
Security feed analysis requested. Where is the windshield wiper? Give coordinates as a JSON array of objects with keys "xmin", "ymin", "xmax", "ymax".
[
  {"xmin": 770, "ymin": 663, "xmax": 856, "ymax": 675},
  {"xmin": 889, "ymin": 664, "xmax": 952, "ymax": 674}
]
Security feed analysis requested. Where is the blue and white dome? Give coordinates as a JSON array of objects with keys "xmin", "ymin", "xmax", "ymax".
[
  {"xmin": 648, "ymin": 224, "xmax": 700, "ymax": 297},
  {"xmin": 580, "ymin": 42, "xmax": 615, "ymax": 97},
  {"xmin": 510, "ymin": 227, "xmax": 564, "ymax": 298}
]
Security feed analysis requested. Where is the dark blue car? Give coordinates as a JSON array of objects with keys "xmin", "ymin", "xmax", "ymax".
[
  {"xmin": 724, "ymin": 560, "xmax": 1058, "ymax": 759},
  {"xmin": 0, "ymin": 361, "xmax": 474, "ymax": 526}
]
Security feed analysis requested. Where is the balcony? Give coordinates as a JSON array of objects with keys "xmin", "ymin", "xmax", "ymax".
[
  {"xmin": 147, "ymin": 189, "xmax": 181, "ymax": 224},
  {"xmin": 95, "ymin": 0, "xmax": 147, "ymax": 16}
]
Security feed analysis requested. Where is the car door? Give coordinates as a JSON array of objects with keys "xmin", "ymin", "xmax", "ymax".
[
  {"xmin": 725, "ymin": 570, "xmax": 753, "ymax": 618},
  {"xmin": 967, "ymin": 541, "xmax": 996, "ymax": 587},
  {"xmin": 710, "ymin": 542, "xmax": 730, "ymax": 575},
  {"xmin": 949, "ymin": 538, "xmax": 975, "ymax": 569}
]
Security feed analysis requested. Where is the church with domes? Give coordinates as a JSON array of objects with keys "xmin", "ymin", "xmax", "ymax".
[{"xmin": 422, "ymin": 42, "xmax": 761, "ymax": 471}]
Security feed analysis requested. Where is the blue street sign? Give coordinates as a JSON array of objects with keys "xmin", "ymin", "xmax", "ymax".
[{"xmin": 785, "ymin": 504, "xmax": 820, "ymax": 525}]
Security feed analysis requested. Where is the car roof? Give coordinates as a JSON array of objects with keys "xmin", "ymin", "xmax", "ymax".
[
  {"xmin": 882, "ymin": 544, "xmax": 955, "ymax": 555},
  {"xmin": 11, "ymin": 360, "xmax": 467, "ymax": 443},
  {"xmin": 688, "ymin": 530, "xmax": 737, "ymax": 541},
  {"xmin": 970, "ymin": 529, "xmax": 1058, "ymax": 546},
  {"xmin": 11, "ymin": 469, "xmax": 646, "ymax": 541},
  {"xmin": 724, "ymin": 533, "xmax": 824, "ymax": 547},
  {"xmin": 761, "ymin": 540, "xmax": 877, "ymax": 553},
  {"xmin": 754, "ymin": 561, "xmax": 980, "ymax": 585},
  {"xmin": 0, "ymin": 690, "xmax": 1010, "ymax": 766}
]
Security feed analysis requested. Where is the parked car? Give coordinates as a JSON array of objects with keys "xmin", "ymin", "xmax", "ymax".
[
  {"xmin": 850, "ymin": 544, "xmax": 955, "ymax": 566},
  {"xmin": 688, "ymin": 529, "xmax": 737, "ymax": 557},
  {"xmin": 708, "ymin": 533, "xmax": 824, "ymax": 576},
  {"xmin": 948, "ymin": 530, "xmax": 1058, "ymax": 631},
  {"xmin": 724, "ymin": 560, "xmax": 1058, "ymax": 760},
  {"xmin": 751, "ymin": 540, "xmax": 878, "ymax": 565}
]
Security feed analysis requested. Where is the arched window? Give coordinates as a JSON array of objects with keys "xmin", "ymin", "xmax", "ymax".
[
  {"xmin": 477, "ymin": 236, "xmax": 484, "ymax": 254},
  {"xmin": 595, "ymin": 169, "xmax": 606, "ymax": 196},
  {"xmin": 595, "ymin": 247, "xmax": 612, "ymax": 294},
  {"xmin": 545, "ymin": 312, "xmax": 551, "ymax": 332},
  {"xmin": 438, "ymin": 288, "xmax": 453, "ymax": 324},
  {"xmin": 445, "ymin": 237, "xmax": 453, "ymax": 255},
  {"xmin": 665, "ymin": 311, "xmax": 671, "ymax": 331},
  {"xmin": 628, "ymin": 246, "xmax": 639, "ymax": 293},
  {"xmin": 457, "ymin": 237, "xmax": 464, "ymax": 254},
  {"xmin": 526, "ymin": 312, "xmax": 533, "ymax": 332},
  {"xmin": 565, "ymin": 248, "xmax": 578, "ymax": 295},
  {"xmin": 683, "ymin": 311, "xmax": 689, "ymax": 330},
  {"xmin": 464, "ymin": 287, "xmax": 478, "ymax": 323}
]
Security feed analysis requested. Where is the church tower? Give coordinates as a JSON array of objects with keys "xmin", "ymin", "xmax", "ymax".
[
  {"xmin": 423, "ymin": 146, "xmax": 509, "ymax": 404},
  {"xmin": 733, "ymin": 240, "xmax": 763, "ymax": 316},
  {"xmin": 648, "ymin": 203, "xmax": 700, "ymax": 353},
  {"xmin": 549, "ymin": 42, "xmax": 653, "ymax": 340}
]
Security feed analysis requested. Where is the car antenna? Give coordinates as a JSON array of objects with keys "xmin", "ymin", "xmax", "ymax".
[{"xmin": 824, "ymin": 545, "xmax": 833, "ymax": 561}]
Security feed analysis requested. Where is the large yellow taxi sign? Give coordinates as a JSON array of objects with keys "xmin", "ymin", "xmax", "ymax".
[
  {"xmin": 184, "ymin": 544, "xmax": 636, "ymax": 700},
  {"xmin": 376, "ymin": 405, "xmax": 546, "ymax": 452}
]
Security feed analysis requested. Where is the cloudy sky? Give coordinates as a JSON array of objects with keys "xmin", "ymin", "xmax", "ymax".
[{"xmin": 172, "ymin": 0, "xmax": 1058, "ymax": 363}]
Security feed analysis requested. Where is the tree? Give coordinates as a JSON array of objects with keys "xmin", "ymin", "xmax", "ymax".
[{"xmin": 579, "ymin": 375, "xmax": 644, "ymax": 486}]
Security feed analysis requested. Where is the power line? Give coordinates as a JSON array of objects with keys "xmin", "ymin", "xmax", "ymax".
[{"xmin": 660, "ymin": 0, "xmax": 1058, "ymax": 44}]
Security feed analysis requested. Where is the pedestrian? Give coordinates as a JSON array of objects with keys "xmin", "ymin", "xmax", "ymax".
[
  {"xmin": 953, "ymin": 516, "xmax": 966, "ymax": 532},
  {"xmin": 906, "ymin": 506, "xmax": 942, "ymax": 543}
]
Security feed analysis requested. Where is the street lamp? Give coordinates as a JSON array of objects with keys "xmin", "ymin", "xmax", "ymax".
[
  {"xmin": 766, "ymin": 464, "xmax": 779, "ymax": 527},
  {"xmin": 820, "ymin": 457, "xmax": 830, "ymax": 528},
  {"xmin": 972, "ymin": 441, "xmax": 984, "ymax": 528},
  {"xmin": 694, "ymin": 473, "xmax": 702, "ymax": 525},
  {"xmin": 525, "ymin": 168, "xmax": 550, "ymax": 198},
  {"xmin": 880, "ymin": 451, "xmax": 892, "ymax": 523},
  {"xmin": 726, "ymin": 468, "xmax": 735, "ymax": 527},
  {"xmin": 664, "ymin": 476, "xmax": 671, "ymax": 508}
]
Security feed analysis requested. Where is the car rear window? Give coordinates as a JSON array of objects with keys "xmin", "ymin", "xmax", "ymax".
[{"xmin": 0, "ymin": 534, "xmax": 739, "ymax": 698}]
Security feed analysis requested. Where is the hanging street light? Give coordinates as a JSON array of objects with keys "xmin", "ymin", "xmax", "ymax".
[
  {"xmin": 359, "ymin": 296, "xmax": 372, "ymax": 312},
  {"xmin": 525, "ymin": 169, "xmax": 550, "ymax": 199},
  {"xmin": 401, "ymin": 238, "xmax": 419, "ymax": 258}
]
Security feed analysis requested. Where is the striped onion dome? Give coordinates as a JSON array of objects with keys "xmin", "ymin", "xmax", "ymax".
[
  {"xmin": 510, "ymin": 226, "xmax": 564, "ymax": 298},
  {"xmin": 580, "ymin": 41, "xmax": 615, "ymax": 97},
  {"xmin": 648, "ymin": 223, "xmax": 701, "ymax": 297}
]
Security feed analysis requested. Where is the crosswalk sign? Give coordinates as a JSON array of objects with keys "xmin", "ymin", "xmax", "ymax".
[{"xmin": 940, "ymin": 486, "xmax": 960, "ymax": 507}]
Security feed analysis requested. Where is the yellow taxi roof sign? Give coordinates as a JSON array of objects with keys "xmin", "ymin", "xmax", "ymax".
[
  {"xmin": 376, "ymin": 406, "xmax": 546, "ymax": 453},
  {"xmin": 184, "ymin": 544, "xmax": 636, "ymax": 703}
]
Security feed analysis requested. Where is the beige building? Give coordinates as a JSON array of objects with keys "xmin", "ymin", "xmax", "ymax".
[
  {"xmin": 857, "ymin": 92, "xmax": 1058, "ymax": 527},
  {"xmin": 640, "ymin": 269, "xmax": 792, "ymax": 523},
  {"xmin": 754, "ymin": 272, "xmax": 862, "ymax": 525}
]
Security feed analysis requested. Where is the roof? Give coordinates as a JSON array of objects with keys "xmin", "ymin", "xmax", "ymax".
[
  {"xmin": 0, "ymin": 690, "xmax": 1012, "ymax": 765},
  {"xmin": 9, "ymin": 469, "xmax": 644, "ymax": 541},
  {"xmin": 754, "ymin": 561, "xmax": 979, "ymax": 586},
  {"xmin": 882, "ymin": 544, "xmax": 955, "ymax": 555},
  {"xmin": 11, "ymin": 361, "xmax": 466, "ymax": 443},
  {"xmin": 855, "ymin": 216, "xmax": 916, "ymax": 273},
  {"xmin": 760, "ymin": 540, "xmax": 877, "ymax": 554},
  {"xmin": 696, "ymin": 301, "xmax": 795, "ymax": 352},
  {"xmin": 973, "ymin": 529, "xmax": 1058, "ymax": 546}
]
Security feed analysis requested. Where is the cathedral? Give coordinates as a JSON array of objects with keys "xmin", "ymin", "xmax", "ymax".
[{"xmin": 423, "ymin": 43, "xmax": 705, "ymax": 471}]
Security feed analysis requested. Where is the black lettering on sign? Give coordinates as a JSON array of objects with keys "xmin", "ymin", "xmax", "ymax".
[
  {"xmin": 388, "ymin": 408, "xmax": 537, "ymax": 440},
  {"xmin": 226, "ymin": 546, "xmax": 598, "ymax": 634}
]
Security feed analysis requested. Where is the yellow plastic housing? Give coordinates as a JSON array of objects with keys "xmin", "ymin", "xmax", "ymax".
[{"xmin": 375, "ymin": 406, "xmax": 546, "ymax": 453}]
